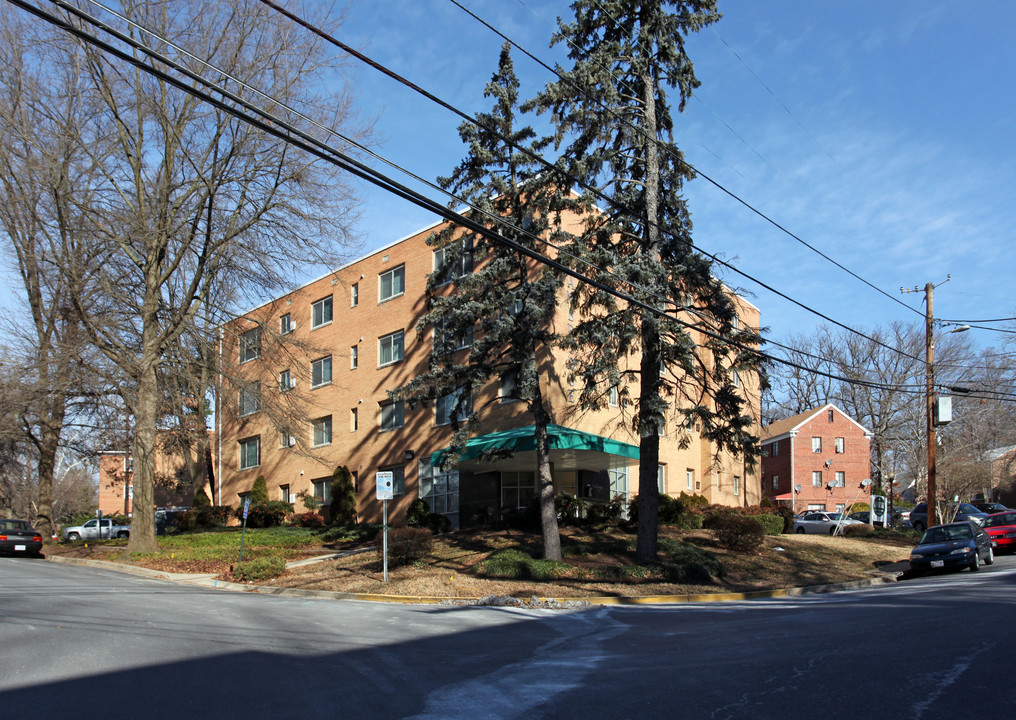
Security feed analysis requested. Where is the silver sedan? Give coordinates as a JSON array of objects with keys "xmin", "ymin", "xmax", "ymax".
[{"xmin": 793, "ymin": 511, "xmax": 865, "ymax": 536}]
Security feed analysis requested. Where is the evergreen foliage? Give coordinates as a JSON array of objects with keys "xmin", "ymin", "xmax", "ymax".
[
  {"xmin": 524, "ymin": 1, "xmax": 763, "ymax": 561},
  {"xmin": 329, "ymin": 465, "xmax": 357, "ymax": 526},
  {"xmin": 193, "ymin": 487, "xmax": 211, "ymax": 507},
  {"xmin": 249, "ymin": 475, "xmax": 269, "ymax": 505},
  {"xmin": 392, "ymin": 44, "xmax": 579, "ymax": 561}
]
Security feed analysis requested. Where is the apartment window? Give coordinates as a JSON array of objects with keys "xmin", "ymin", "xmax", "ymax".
[
  {"xmin": 351, "ymin": 345, "xmax": 358, "ymax": 369},
  {"xmin": 608, "ymin": 385, "xmax": 619, "ymax": 407},
  {"xmin": 686, "ymin": 469, "xmax": 694, "ymax": 491},
  {"xmin": 835, "ymin": 437, "xmax": 845, "ymax": 454},
  {"xmin": 239, "ymin": 436, "xmax": 260, "ymax": 470},
  {"xmin": 313, "ymin": 479, "xmax": 331, "ymax": 505},
  {"xmin": 380, "ymin": 400, "xmax": 405, "ymax": 431},
  {"xmin": 419, "ymin": 459, "xmax": 459, "ymax": 521},
  {"xmin": 311, "ymin": 296, "xmax": 333, "ymax": 328},
  {"xmin": 384, "ymin": 466, "xmax": 406, "ymax": 495},
  {"xmin": 772, "ymin": 442, "xmax": 779, "ymax": 457},
  {"xmin": 313, "ymin": 416, "xmax": 333, "ymax": 447},
  {"xmin": 433, "ymin": 318, "xmax": 473, "ymax": 354},
  {"xmin": 812, "ymin": 437, "xmax": 822, "ymax": 453},
  {"xmin": 828, "ymin": 409, "xmax": 835, "ymax": 423},
  {"xmin": 238, "ymin": 381, "xmax": 261, "ymax": 417},
  {"xmin": 436, "ymin": 389, "xmax": 471, "ymax": 426},
  {"xmin": 433, "ymin": 239, "xmax": 473, "ymax": 284},
  {"xmin": 378, "ymin": 330, "xmax": 405, "ymax": 367},
  {"xmin": 280, "ymin": 484, "xmax": 290, "ymax": 503},
  {"xmin": 239, "ymin": 328, "xmax": 261, "ymax": 363},
  {"xmin": 834, "ymin": 471, "xmax": 845, "ymax": 488},
  {"xmin": 771, "ymin": 475, "xmax": 779, "ymax": 492},
  {"xmin": 350, "ymin": 408, "xmax": 358, "ymax": 432},
  {"xmin": 280, "ymin": 313, "xmax": 292, "ymax": 335},
  {"xmin": 279, "ymin": 428, "xmax": 294, "ymax": 448},
  {"xmin": 608, "ymin": 467, "xmax": 629, "ymax": 500},
  {"xmin": 351, "ymin": 283, "xmax": 359, "ymax": 307},
  {"xmin": 351, "ymin": 471, "xmax": 358, "ymax": 493},
  {"xmin": 499, "ymin": 370, "xmax": 519, "ymax": 403},
  {"xmin": 501, "ymin": 471, "xmax": 536, "ymax": 510},
  {"xmin": 732, "ymin": 369, "xmax": 740, "ymax": 388},
  {"xmin": 657, "ymin": 465, "xmax": 667, "ymax": 493},
  {"xmin": 311, "ymin": 356, "xmax": 332, "ymax": 388},
  {"xmin": 379, "ymin": 265, "xmax": 405, "ymax": 302},
  {"xmin": 733, "ymin": 476, "xmax": 740, "ymax": 496},
  {"xmin": 812, "ymin": 470, "xmax": 823, "ymax": 487},
  {"xmin": 279, "ymin": 369, "xmax": 293, "ymax": 392}
]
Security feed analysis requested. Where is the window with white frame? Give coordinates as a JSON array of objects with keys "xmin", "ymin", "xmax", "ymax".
[
  {"xmin": 311, "ymin": 296, "xmax": 333, "ymax": 328},
  {"xmin": 313, "ymin": 416, "xmax": 332, "ymax": 447},
  {"xmin": 379, "ymin": 265, "xmax": 405, "ymax": 302},
  {"xmin": 657, "ymin": 465, "xmax": 666, "ymax": 493},
  {"xmin": 351, "ymin": 283, "xmax": 358, "ymax": 307},
  {"xmin": 812, "ymin": 470, "xmax": 823, "ymax": 487},
  {"xmin": 733, "ymin": 475, "xmax": 740, "ymax": 496},
  {"xmin": 686, "ymin": 469, "xmax": 694, "ymax": 491},
  {"xmin": 812, "ymin": 437, "xmax": 822, "ymax": 453},
  {"xmin": 419, "ymin": 459, "xmax": 459, "ymax": 523},
  {"xmin": 279, "ymin": 428, "xmax": 294, "ymax": 448},
  {"xmin": 828, "ymin": 409, "xmax": 835, "ymax": 423},
  {"xmin": 835, "ymin": 437, "xmax": 844, "ymax": 453},
  {"xmin": 280, "ymin": 313, "xmax": 292, "ymax": 335},
  {"xmin": 835, "ymin": 503, "xmax": 845, "ymax": 513},
  {"xmin": 239, "ymin": 328, "xmax": 261, "ymax": 363},
  {"xmin": 808, "ymin": 503, "xmax": 825, "ymax": 511},
  {"xmin": 501, "ymin": 471, "xmax": 536, "ymax": 510},
  {"xmin": 279, "ymin": 369, "xmax": 293, "ymax": 392},
  {"xmin": 436, "ymin": 389, "xmax": 470, "ymax": 426},
  {"xmin": 732, "ymin": 369, "xmax": 740, "ymax": 388},
  {"xmin": 771, "ymin": 475, "xmax": 779, "ymax": 492},
  {"xmin": 608, "ymin": 385, "xmax": 619, "ymax": 407},
  {"xmin": 499, "ymin": 370, "xmax": 519, "ymax": 403},
  {"xmin": 378, "ymin": 330, "xmax": 405, "ymax": 367},
  {"xmin": 380, "ymin": 400, "xmax": 404, "ymax": 431},
  {"xmin": 238, "ymin": 381, "xmax": 261, "ymax": 417},
  {"xmin": 608, "ymin": 466, "xmax": 629, "ymax": 500},
  {"xmin": 350, "ymin": 344, "xmax": 358, "ymax": 369},
  {"xmin": 311, "ymin": 356, "xmax": 332, "ymax": 388},
  {"xmin": 834, "ymin": 471, "xmax": 845, "ymax": 487},
  {"xmin": 350, "ymin": 407, "xmax": 358, "ymax": 432},
  {"xmin": 312, "ymin": 478, "xmax": 330, "ymax": 505},
  {"xmin": 433, "ymin": 239, "xmax": 473, "ymax": 284},
  {"xmin": 239, "ymin": 436, "xmax": 260, "ymax": 470},
  {"xmin": 280, "ymin": 484, "xmax": 290, "ymax": 503}
]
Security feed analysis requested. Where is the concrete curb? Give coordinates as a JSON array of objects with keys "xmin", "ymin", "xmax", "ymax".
[{"xmin": 43, "ymin": 553, "xmax": 902, "ymax": 606}]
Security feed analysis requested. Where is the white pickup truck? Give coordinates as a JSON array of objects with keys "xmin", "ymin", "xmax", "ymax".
[{"xmin": 61, "ymin": 518, "xmax": 131, "ymax": 541}]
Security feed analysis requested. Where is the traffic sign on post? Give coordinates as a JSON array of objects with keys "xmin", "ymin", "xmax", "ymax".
[{"xmin": 376, "ymin": 471, "xmax": 394, "ymax": 500}]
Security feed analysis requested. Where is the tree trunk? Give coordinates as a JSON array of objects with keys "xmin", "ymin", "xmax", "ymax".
[
  {"xmin": 532, "ymin": 383, "xmax": 562, "ymax": 561},
  {"xmin": 127, "ymin": 330, "xmax": 161, "ymax": 553}
]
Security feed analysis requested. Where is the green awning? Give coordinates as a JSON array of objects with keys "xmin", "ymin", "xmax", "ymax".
[{"xmin": 431, "ymin": 424, "xmax": 639, "ymax": 471}]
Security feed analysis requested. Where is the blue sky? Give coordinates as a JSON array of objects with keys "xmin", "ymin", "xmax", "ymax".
[{"xmin": 332, "ymin": 0, "xmax": 1016, "ymax": 352}]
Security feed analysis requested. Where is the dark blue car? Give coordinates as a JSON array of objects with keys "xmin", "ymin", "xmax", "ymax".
[{"xmin": 909, "ymin": 522, "xmax": 994, "ymax": 573}]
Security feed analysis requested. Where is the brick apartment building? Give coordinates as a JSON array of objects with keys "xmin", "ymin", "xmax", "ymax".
[
  {"xmin": 760, "ymin": 404, "xmax": 872, "ymax": 513},
  {"xmin": 216, "ymin": 218, "xmax": 762, "ymax": 527}
]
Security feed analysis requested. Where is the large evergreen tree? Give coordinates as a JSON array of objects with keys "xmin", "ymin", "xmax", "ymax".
[
  {"xmin": 394, "ymin": 45, "xmax": 578, "ymax": 560},
  {"xmin": 527, "ymin": 1, "xmax": 761, "ymax": 560}
]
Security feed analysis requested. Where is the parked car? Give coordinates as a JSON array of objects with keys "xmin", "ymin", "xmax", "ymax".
[
  {"xmin": 908, "ymin": 503, "xmax": 989, "ymax": 533},
  {"xmin": 848, "ymin": 509, "xmax": 909, "ymax": 527},
  {"xmin": 0, "ymin": 518, "xmax": 44, "ymax": 557},
  {"xmin": 982, "ymin": 511, "xmax": 1016, "ymax": 554},
  {"xmin": 793, "ymin": 511, "xmax": 864, "ymax": 535},
  {"xmin": 848, "ymin": 511, "xmax": 872, "ymax": 524},
  {"xmin": 909, "ymin": 522, "xmax": 993, "ymax": 573},
  {"xmin": 61, "ymin": 518, "xmax": 131, "ymax": 541},
  {"xmin": 973, "ymin": 502, "xmax": 1009, "ymax": 515}
]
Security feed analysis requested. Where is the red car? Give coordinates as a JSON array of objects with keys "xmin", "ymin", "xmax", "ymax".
[{"xmin": 983, "ymin": 511, "xmax": 1016, "ymax": 553}]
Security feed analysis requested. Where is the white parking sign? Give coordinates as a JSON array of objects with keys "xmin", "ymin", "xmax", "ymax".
[{"xmin": 376, "ymin": 471, "xmax": 394, "ymax": 500}]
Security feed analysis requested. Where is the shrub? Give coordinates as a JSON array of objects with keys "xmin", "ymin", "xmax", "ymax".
[
  {"xmin": 711, "ymin": 513, "xmax": 765, "ymax": 553},
  {"xmin": 585, "ymin": 495, "xmax": 627, "ymax": 528},
  {"xmin": 233, "ymin": 555, "xmax": 286, "ymax": 582},
  {"xmin": 296, "ymin": 490, "xmax": 321, "ymax": 512},
  {"xmin": 756, "ymin": 513, "xmax": 785, "ymax": 536},
  {"xmin": 406, "ymin": 499, "xmax": 452, "ymax": 534},
  {"xmin": 322, "ymin": 522, "xmax": 381, "ymax": 543},
  {"xmin": 657, "ymin": 538, "xmax": 724, "ymax": 581},
  {"xmin": 677, "ymin": 492, "xmax": 710, "ymax": 510},
  {"xmin": 375, "ymin": 526, "xmax": 433, "ymax": 567},
  {"xmin": 193, "ymin": 488, "xmax": 211, "ymax": 507},
  {"xmin": 239, "ymin": 501, "xmax": 292, "ymax": 528},
  {"xmin": 329, "ymin": 465, "xmax": 357, "ymax": 526},
  {"xmin": 555, "ymin": 493, "xmax": 588, "ymax": 526},
  {"xmin": 176, "ymin": 505, "xmax": 231, "ymax": 531},
  {"xmin": 249, "ymin": 476, "xmax": 270, "ymax": 505},
  {"xmin": 773, "ymin": 506, "xmax": 795, "ymax": 533},
  {"xmin": 477, "ymin": 548, "xmax": 570, "ymax": 580},
  {"xmin": 294, "ymin": 511, "xmax": 324, "ymax": 528}
]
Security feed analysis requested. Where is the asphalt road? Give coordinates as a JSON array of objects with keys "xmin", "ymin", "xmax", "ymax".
[{"xmin": 2, "ymin": 555, "xmax": 1015, "ymax": 719}]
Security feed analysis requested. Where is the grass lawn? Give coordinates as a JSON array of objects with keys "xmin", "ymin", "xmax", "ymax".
[{"xmin": 45, "ymin": 524, "xmax": 918, "ymax": 600}]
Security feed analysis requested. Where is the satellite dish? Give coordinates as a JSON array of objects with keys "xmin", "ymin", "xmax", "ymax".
[{"xmin": 825, "ymin": 459, "xmax": 833, "ymax": 467}]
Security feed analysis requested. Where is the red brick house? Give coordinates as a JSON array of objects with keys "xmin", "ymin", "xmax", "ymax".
[{"xmin": 760, "ymin": 404, "xmax": 872, "ymax": 514}]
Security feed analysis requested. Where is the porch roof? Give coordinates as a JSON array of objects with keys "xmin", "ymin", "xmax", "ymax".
[{"xmin": 431, "ymin": 424, "xmax": 640, "ymax": 473}]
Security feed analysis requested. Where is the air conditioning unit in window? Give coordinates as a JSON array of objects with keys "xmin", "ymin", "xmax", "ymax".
[
  {"xmin": 288, "ymin": 379, "xmax": 297, "ymax": 390},
  {"xmin": 290, "ymin": 321, "xmax": 297, "ymax": 331}
]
